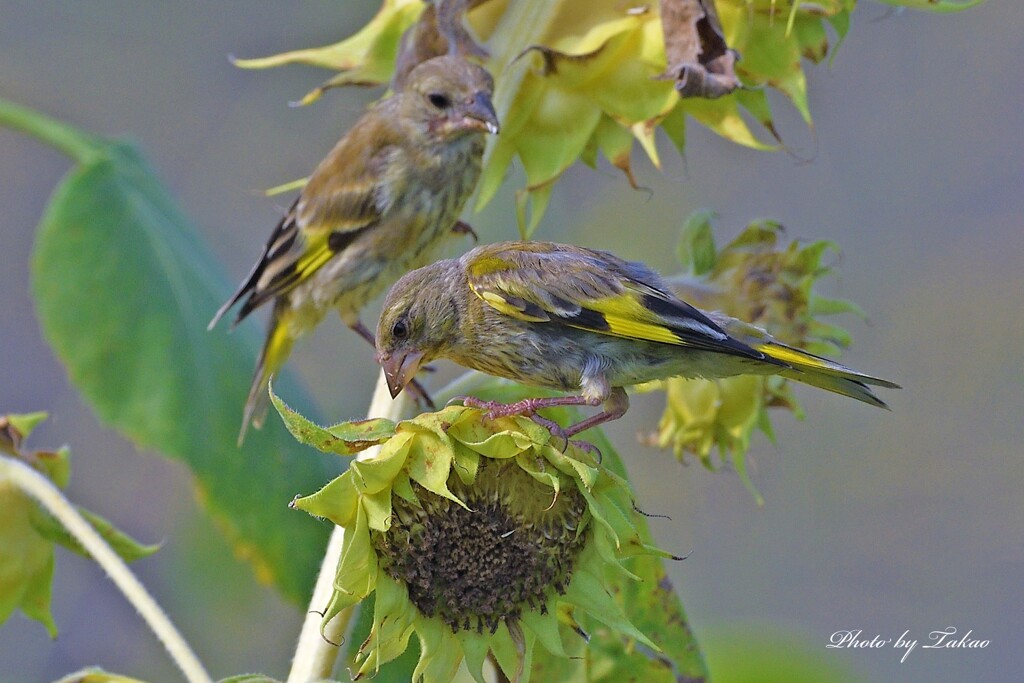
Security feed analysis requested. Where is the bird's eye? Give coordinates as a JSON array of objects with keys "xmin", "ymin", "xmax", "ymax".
[
  {"xmin": 427, "ymin": 93, "xmax": 451, "ymax": 110},
  {"xmin": 392, "ymin": 320, "xmax": 409, "ymax": 340}
]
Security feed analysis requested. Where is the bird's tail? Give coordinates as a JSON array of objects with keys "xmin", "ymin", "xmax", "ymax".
[
  {"xmin": 239, "ymin": 303, "xmax": 295, "ymax": 446},
  {"xmin": 755, "ymin": 341, "xmax": 900, "ymax": 409}
]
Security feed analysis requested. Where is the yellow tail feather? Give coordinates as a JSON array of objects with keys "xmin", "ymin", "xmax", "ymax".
[
  {"xmin": 756, "ymin": 342, "xmax": 899, "ymax": 409},
  {"xmin": 239, "ymin": 305, "xmax": 295, "ymax": 446}
]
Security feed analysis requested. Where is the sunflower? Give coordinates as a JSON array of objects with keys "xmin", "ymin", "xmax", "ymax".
[
  {"xmin": 640, "ymin": 214, "xmax": 866, "ymax": 498},
  {"xmin": 278, "ymin": 402, "xmax": 670, "ymax": 682}
]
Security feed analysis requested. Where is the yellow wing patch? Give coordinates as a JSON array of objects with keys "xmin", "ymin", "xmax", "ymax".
[
  {"xmin": 468, "ymin": 255, "xmax": 514, "ymax": 278},
  {"xmin": 295, "ymin": 242, "xmax": 334, "ymax": 280},
  {"xmin": 585, "ymin": 293, "xmax": 687, "ymax": 345},
  {"xmin": 600, "ymin": 315, "xmax": 685, "ymax": 345},
  {"xmin": 471, "ymin": 285, "xmax": 549, "ymax": 322}
]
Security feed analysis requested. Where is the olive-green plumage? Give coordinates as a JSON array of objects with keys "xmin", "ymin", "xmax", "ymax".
[
  {"xmin": 210, "ymin": 56, "xmax": 498, "ymax": 444},
  {"xmin": 377, "ymin": 241, "xmax": 899, "ymax": 437}
]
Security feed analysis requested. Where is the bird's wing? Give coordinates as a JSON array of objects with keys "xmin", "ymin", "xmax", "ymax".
[
  {"xmin": 465, "ymin": 242, "xmax": 769, "ymax": 360},
  {"xmin": 211, "ymin": 110, "xmax": 401, "ymax": 326}
]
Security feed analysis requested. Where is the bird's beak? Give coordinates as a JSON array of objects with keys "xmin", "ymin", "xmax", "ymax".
[
  {"xmin": 381, "ymin": 349, "xmax": 427, "ymax": 399},
  {"xmin": 461, "ymin": 92, "xmax": 500, "ymax": 134}
]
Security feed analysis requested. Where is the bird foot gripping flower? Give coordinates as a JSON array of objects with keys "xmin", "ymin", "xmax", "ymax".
[
  {"xmin": 449, "ymin": 394, "xmax": 616, "ymax": 461},
  {"xmin": 272, "ymin": 394, "xmax": 672, "ymax": 683}
]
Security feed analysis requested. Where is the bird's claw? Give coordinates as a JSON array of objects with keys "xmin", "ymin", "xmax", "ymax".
[
  {"xmin": 525, "ymin": 413, "xmax": 602, "ymax": 461},
  {"xmin": 567, "ymin": 438, "xmax": 603, "ymax": 463},
  {"xmin": 450, "ymin": 395, "xmax": 506, "ymax": 418}
]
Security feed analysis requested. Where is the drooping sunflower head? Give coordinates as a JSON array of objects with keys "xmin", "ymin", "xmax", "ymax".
[
  {"xmin": 277, "ymin": 401, "xmax": 667, "ymax": 682},
  {"xmin": 639, "ymin": 213, "xmax": 867, "ymax": 498}
]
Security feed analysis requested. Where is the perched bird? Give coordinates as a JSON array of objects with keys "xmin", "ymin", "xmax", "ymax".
[
  {"xmin": 377, "ymin": 241, "xmax": 899, "ymax": 440},
  {"xmin": 210, "ymin": 56, "xmax": 499, "ymax": 444}
]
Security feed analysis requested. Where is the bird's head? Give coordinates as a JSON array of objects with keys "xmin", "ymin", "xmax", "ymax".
[
  {"xmin": 401, "ymin": 56, "xmax": 499, "ymax": 139},
  {"xmin": 376, "ymin": 262, "xmax": 462, "ymax": 399}
]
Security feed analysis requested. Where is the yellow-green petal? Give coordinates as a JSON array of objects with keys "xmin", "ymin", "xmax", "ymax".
[
  {"xmin": 334, "ymin": 504, "xmax": 378, "ymax": 599},
  {"xmin": 291, "ymin": 471, "xmax": 359, "ymax": 528},
  {"xmin": 233, "ymin": 0, "xmax": 424, "ymax": 104},
  {"xmin": 412, "ymin": 620, "xmax": 462, "ymax": 683}
]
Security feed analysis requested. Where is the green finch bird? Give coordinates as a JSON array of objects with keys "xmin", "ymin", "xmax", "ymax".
[
  {"xmin": 210, "ymin": 55, "xmax": 499, "ymax": 444},
  {"xmin": 376, "ymin": 240, "xmax": 899, "ymax": 441}
]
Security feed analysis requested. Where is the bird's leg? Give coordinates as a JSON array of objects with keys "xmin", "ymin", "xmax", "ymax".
[
  {"xmin": 452, "ymin": 393, "xmax": 622, "ymax": 460},
  {"xmin": 406, "ymin": 380, "xmax": 438, "ymax": 410},
  {"xmin": 544, "ymin": 388, "xmax": 629, "ymax": 460},
  {"xmin": 350, "ymin": 319, "xmax": 436, "ymax": 410},
  {"xmin": 455, "ymin": 394, "xmax": 600, "ymax": 419},
  {"xmin": 562, "ymin": 387, "xmax": 629, "ymax": 437},
  {"xmin": 451, "ymin": 220, "xmax": 479, "ymax": 242},
  {"xmin": 350, "ymin": 319, "xmax": 377, "ymax": 347}
]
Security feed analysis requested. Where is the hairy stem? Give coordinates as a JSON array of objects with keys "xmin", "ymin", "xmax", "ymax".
[
  {"xmin": 0, "ymin": 454, "xmax": 211, "ymax": 683},
  {"xmin": 287, "ymin": 372, "xmax": 412, "ymax": 683}
]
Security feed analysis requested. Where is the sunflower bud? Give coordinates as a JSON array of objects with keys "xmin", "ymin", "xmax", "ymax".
[
  {"xmin": 284, "ymin": 404, "xmax": 667, "ymax": 682},
  {"xmin": 640, "ymin": 214, "xmax": 865, "ymax": 497}
]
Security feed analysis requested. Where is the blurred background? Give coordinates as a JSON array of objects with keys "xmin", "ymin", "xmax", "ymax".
[{"xmin": 1, "ymin": 1, "xmax": 1021, "ymax": 681}]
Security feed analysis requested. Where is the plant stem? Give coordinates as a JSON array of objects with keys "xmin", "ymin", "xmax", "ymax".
[
  {"xmin": 0, "ymin": 97, "xmax": 102, "ymax": 162},
  {"xmin": 287, "ymin": 372, "xmax": 412, "ymax": 683},
  {"xmin": 0, "ymin": 454, "xmax": 212, "ymax": 683},
  {"xmin": 481, "ymin": 0, "xmax": 562, "ymax": 170}
]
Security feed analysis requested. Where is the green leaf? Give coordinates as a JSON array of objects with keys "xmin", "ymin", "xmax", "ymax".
[
  {"xmin": 808, "ymin": 295, "xmax": 866, "ymax": 319},
  {"xmin": 701, "ymin": 622, "xmax": 860, "ymax": 683},
  {"xmin": 30, "ymin": 505, "xmax": 161, "ymax": 563},
  {"xmin": 0, "ymin": 415, "xmax": 65, "ymax": 636},
  {"xmin": 15, "ymin": 104, "xmax": 338, "ymax": 604},
  {"xmin": 0, "ymin": 466, "xmax": 57, "ymax": 637},
  {"xmin": 6, "ymin": 412, "xmax": 50, "ymax": 441},
  {"xmin": 677, "ymin": 210, "xmax": 718, "ymax": 276},
  {"xmin": 1, "ymin": 412, "xmax": 50, "ymax": 456},
  {"xmin": 681, "ymin": 95, "xmax": 778, "ymax": 151},
  {"xmin": 270, "ymin": 383, "xmax": 396, "ymax": 456},
  {"xmin": 571, "ymin": 428, "xmax": 708, "ymax": 681},
  {"xmin": 232, "ymin": 0, "xmax": 424, "ymax": 105}
]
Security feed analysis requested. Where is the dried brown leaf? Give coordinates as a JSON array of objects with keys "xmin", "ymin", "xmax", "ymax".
[{"xmin": 659, "ymin": 0, "xmax": 739, "ymax": 99}]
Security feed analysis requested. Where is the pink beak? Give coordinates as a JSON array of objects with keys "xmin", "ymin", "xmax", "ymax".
[{"xmin": 380, "ymin": 349, "xmax": 426, "ymax": 399}]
